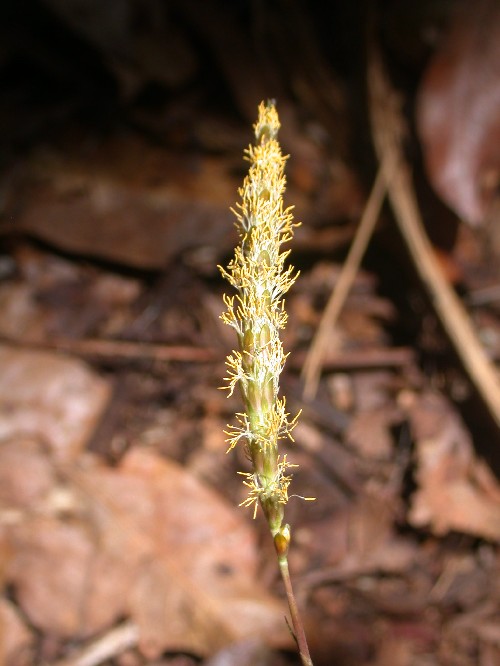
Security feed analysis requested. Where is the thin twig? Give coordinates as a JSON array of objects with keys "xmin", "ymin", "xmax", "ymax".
[
  {"xmin": 53, "ymin": 621, "xmax": 139, "ymax": 666},
  {"xmin": 368, "ymin": 45, "xmax": 500, "ymax": 428},
  {"xmin": 302, "ymin": 159, "xmax": 392, "ymax": 400}
]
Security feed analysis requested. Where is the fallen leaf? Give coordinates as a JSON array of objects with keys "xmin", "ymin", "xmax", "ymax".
[
  {"xmin": 3, "ymin": 447, "xmax": 290, "ymax": 658},
  {"xmin": 0, "ymin": 346, "xmax": 110, "ymax": 461},
  {"xmin": 416, "ymin": 0, "xmax": 500, "ymax": 226},
  {"xmin": 0, "ymin": 597, "xmax": 34, "ymax": 666},
  {"xmin": 77, "ymin": 448, "xmax": 290, "ymax": 658},
  {"xmin": 406, "ymin": 392, "xmax": 500, "ymax": 540},
  {"xmin": 6, "ymin": 139, "xmax": 238, "ymax": 269},
  {"xmin": 297, "ymin": 490, "xmax": 414, "ymax": 582},
  {"xmin": 8, "ymin": 516, "xmax": 96, "ymax": 637}
]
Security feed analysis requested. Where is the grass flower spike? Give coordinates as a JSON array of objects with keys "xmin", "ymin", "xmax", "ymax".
[
  {"xmin": 220, "ymin": 100, "xmax": 299, "ymax": 539},
  {"xmin": 220, "ymin": 101, "xmax": 313, "ymax": 665}
]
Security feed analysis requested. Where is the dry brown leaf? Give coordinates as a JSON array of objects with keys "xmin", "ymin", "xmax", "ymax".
[
  {"xmin": 416, "ymin": 0, "xmax": 500, "ymax": 227},
  {"xmin": 7, "ymin": 516, "xmax": 96, "ymax": 637},
  {"xmin": 297, "ymin": 490, "xmax": 414, "ymax": 584},
  {"xmin": 6, "ymin": 139, "xmax": 238, "ymax": 269},
  {"xmin": 0, "ymin": 346, "xmax": 110, "ymax": 461},
  {"xmin": 0, "ymin": 597, "xmax": 34, "ymax": 666},
  {"xmin": 2, "ymin": 447, "xmax": 290, "ymax": 657},
  {"xmin": 75, "ymin": 448, "xmax": 290, "ymax": 658},
  {"xmin": 406, "ymin": 392, "xmax": 500, "ymax": 541}
]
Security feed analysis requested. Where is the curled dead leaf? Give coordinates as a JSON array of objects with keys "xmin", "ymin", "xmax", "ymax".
[
  {"xmin": 405, "ymin": 392, "xmax": 500, "ymax": 541},
  {"xmin": 417, "ymin": 0, "xmax": 500, "ymax": 226}
]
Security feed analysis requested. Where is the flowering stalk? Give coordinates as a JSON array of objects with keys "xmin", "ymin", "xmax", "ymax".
[{"xmin": 220, "ymin": 101, "xmax": 313, "ymax": 666}]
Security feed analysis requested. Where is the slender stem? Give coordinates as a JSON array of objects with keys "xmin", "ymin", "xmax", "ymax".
[
  {"xmin": 301, "ymin": 159, "xmax": 392, "ymax": 400},
  {"xmin": 278, "ymin": 555, "xmax": 314, "ymax": 666}
]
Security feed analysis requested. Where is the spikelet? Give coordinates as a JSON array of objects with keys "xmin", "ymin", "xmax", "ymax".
[{"xmin": 219, "ymin": 100, "xmax": 300, "ymax": 536}]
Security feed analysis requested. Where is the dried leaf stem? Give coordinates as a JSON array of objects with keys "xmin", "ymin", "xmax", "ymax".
[
  {"xmin": 220, "ymin": 101, "xmax": 313, "ymax": 665},
  {"xmin": 368, "ymin": 45, "xmax": 500, "ymax": 428},
  {"xmin": 301, "ymin": 157, "xmax": 394, "ymax": 400}
]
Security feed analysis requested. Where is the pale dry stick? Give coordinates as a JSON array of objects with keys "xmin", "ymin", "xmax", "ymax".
[
  {"xmin": 53, "ymin": 621, "xmax": 139, "ymax": 666},
  {"xmin": 302, "ymin": 158, "xmax": 394, "ymax": 400},
  {"xmin": 368, "ymin": 47, "xmax": 500, "ymax": 428}
]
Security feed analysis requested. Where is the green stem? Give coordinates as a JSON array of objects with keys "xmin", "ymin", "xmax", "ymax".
[{"xmin": 278, "ymin": 555, "xmax": 314, "ymax": 666}]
